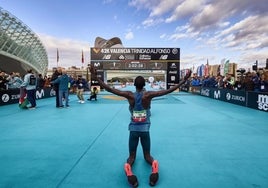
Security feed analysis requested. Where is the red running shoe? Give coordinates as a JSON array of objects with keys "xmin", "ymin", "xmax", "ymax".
[{"xmin": 124, "ymin": 163, "xmax": 138, "ymax": 187}]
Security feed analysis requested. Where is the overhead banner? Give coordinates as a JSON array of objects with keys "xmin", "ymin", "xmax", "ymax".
[{"xmin": 90, "ymin": 48, "xmax": 180, "ymax": 89}]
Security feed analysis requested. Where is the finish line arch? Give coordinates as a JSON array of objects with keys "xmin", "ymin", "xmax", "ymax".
[{"xmin": 90, "ymin": 48, "xmax": 180, "ymax": 89}]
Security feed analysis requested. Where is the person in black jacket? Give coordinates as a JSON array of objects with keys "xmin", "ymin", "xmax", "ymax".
[{"xmin": 51, "ymin": 68, "xmax": 62, "ymax": 107}]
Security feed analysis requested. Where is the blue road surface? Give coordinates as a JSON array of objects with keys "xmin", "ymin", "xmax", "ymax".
[{"xmin": 0, "ymin": 90, "xmax": 268, "ymax": 188}]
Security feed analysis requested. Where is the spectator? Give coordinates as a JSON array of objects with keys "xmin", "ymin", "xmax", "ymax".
[
  {"xmin": 243, "ymin": 72, "xmax": 254, "ymax": 91},
  {"xmin": 76, "ymin": 76, "xmax": 87, "ymax": 103},
  {"xmin": 234, "ymin": 76, "xmax": 243, "ymax": 90},
  {"xmin": 252, "ymin": 72, "xmax": 260, "ymax": 92},
  {"xmin": 20, "ymin": 69, "xmax": 37, "ymax": 109},
  {"xmin": 190, "ymin": 74, "xmax": 200, "ymax": 92},
  {"xmin": 216, "ymin": 75, "xmax": 224, "ymax": 89},
  {"xmin": 37, "ymin": 74, "xmax": 45, "ymax": 89},
  {"xmin": 207, "ymin": 76, "xmax": 218, "ymax": 87},
  {"xmin": 44, "ymin": 76, "xmax": 51, "ymax": 88},
  {"xmin": 8, "ymin": 72, "xmax": 23, "ymax": 89},
  {"xmin": 50, "ymin": 70, "xmax": 70, "ymax": 108},
  {"xmin": 88, "ymin": 86, "xmax": 98, "ymax": 101},
  {"xmin": 0, "ymin": 71, "xmax": 8, "ymax": 90},
  {"xmin": 224, "ymin": 74, "xmax": 234, "ymax": 89},
  {"xmin": 51, "ymin": 68, "xmax": 62, "ymax": 108},
  {"xmin": 260, "ymin": 73, "xmax": 268, "ymax": 93}
]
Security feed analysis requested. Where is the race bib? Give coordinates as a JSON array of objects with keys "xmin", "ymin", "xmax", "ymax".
[{"xmin": 132, "ymin": 110, "xmax": 147, "ymax": 122}]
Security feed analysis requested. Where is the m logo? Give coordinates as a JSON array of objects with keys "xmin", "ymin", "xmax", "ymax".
[
  {"xmin": 94, "ymin": 62, "xmax": 101, "ymax": 67},
  {"xmin": 214, "ymin": 90, "xmax": 221, "ymax": 99},
  {"xmin": 36, "ymin": 89, "xmax": 45, "ymax": 99}
]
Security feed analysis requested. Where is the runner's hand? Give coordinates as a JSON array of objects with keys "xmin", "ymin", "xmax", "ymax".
[
  {"xmin": 184, "ymin": 70, "xmax": 192, "ymax": 81},
  {"xmin": 90, "ymin": 66, "xmax": 97, "ymax": 78}
]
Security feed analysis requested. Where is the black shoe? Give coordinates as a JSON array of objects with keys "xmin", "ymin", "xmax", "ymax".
[
  {"xmin": 127, "ymin": 175, "xmax": 138, "ymax": 187},
  {"xmin": 149, "ymin": 173, "xmax": 159, "ymax": 186}
]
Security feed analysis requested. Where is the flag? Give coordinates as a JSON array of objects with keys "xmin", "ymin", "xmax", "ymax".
[
  {"xmin": 205, "ymin": 59, "xmax": 209, "ymax": 76},
  {"xmin": 224, "ymin": 60, "xmax": 230, "ymax": 75},
  {"xmin": 81, "ymin": 50, "xmax": 84, "ymax": 64},
  {"xmin": 57, "ymin": 48, "xmax": 59, "ymax": 62}
]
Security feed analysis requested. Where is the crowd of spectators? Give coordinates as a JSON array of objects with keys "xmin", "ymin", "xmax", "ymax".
[
  {"xmin": 1, "ymin": 69, "xmax": 268, "ymax": 93},
  {"xmin": 0, "ymin": 70, "xmax": 89, "ymax": 93},
  {"xmin": 189, "ymin": 70, "xmax": 268, "ymax": 93},
  {"xmin": 0, "ymin": 70, "xmax": 49, "ymax": 90}
]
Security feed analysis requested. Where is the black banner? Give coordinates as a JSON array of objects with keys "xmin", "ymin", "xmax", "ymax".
[
  {"xmin": 0, "ymin": 88, "xmax": 55, "ymax": 106},
  {"xmin": 200, "ymin": 87, "xmax": 247, "ymax": 106},
  {"xmin": 247, "ymin": 92, "xmax": 268, "ymax": 112}
]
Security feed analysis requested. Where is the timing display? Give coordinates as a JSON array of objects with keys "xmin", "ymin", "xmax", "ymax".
[{"xmin": 90, "ymin": 47, "xmax": 180, "ymax": 89}]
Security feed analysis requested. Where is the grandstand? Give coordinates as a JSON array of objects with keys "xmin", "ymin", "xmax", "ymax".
[{"xmin": 0, "ymin": 7, "xmax": 48, "ymax": 75}]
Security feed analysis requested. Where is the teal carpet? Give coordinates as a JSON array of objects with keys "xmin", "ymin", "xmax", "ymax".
[{"xmin": 0, "ymin": 92, "xmax": 268, "ymax": 188}]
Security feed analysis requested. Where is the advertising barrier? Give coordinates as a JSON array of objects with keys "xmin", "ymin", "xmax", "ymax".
[
  {"xmin": 1, "ymin": 86, "xmax": 267, "ymax": 112},
  {"xmin": 0, "ymin": 88, "xmax": 55, "ymax": 106},
  {"xmin": 247, "ymin": 92, "xmax": 268, "ymax": 112},
  {"xmin": 190, "ymin": 86, "xmax": 267, "ymax": 112}
]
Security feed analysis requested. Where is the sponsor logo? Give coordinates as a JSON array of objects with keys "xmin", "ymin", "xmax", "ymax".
[
  {"xmin": 149, "ymin": 62, "xmax": 163, "ymax": 69},
  {"xmin": 2, "ymin": 94, "xmax": 10, "ymax": 102},
  {"xmin": 226, "ymin": 93, "xmax": 246, "ymax": 102},
  {"xmin": 214, "ymin": 90, "xmax": 221, "ymax": 99},
  {"xmin": 93, "ymin": 48, "xmax": 101, "ymax": 53},
  {"xmin": 36, "ymin": 89, "xmax": 45, "ymax": 99},
  {"xmin": 233, "ymin": 95, "xmax": 245, "ymax": 102},
  {"xmin": 139, "ymin": 54, "xmax": 151, "ymax": 60},
  {"xmin": 170, "ymin": 76, "xmax": 176, "ymax": 81},
  {"xmin": 124, "ymin": 54, "xmax": 135, "ymax": 60},
  {"xmin": 159, "ymin": 55, "xmax": 168, "ymax": 60},
  {"xmin": 119, "ymin": 55, "xmax": 125, "ymax": 60},
  {"xmin": 94, "ymin": 62, "xmax": 101, "ymax": 67},
  {"xmin": 172, "ymin": 48, "xmax": 179, "ymax": 54},
  {"xmin": 169, "ymin": 63, "xmax": 177, "ymax": 69},
  {"xmin": 226, "ymin": 93, "xmax": 231, "ymax": 100},
  {"xmin": 11, "ymin": 94, "xmax": 20, "ymax": 100},
  {"xmin": 102, "ymin": 54, "xmax": 111, "ymax": 60},
  {"xmin": 168, "ymin": 70, "xmax": 177, "ymax": 74},
  {"xmin": 257, "ymin": 94, "xmax": 268, "ymax": 111},
  {"xmin": 201, "ymin": 89, "xmax": 210, "ymax": 96},
  {"xmin": 50, "ymin": 89, "xmax": 56, "ymax": 96}
]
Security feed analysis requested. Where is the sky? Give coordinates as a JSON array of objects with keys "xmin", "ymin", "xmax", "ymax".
[{"xmin": 0, "ymin": 0, "xmax": 267, "ymax": 70}]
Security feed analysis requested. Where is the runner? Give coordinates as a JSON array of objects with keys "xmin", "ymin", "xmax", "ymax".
[{"xmin": 90, "ymin": 67, "xmax": 191, "ymax": 187}]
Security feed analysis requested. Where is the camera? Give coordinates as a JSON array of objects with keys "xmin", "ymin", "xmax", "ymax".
[{"xmin": 236, "ymin": 68, "xmax": 246, "ymax": 74}]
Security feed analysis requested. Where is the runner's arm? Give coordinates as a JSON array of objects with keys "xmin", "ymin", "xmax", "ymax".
[{"xmin": 147, "ymin": 70, "xmax": 192, "ymax": 98}]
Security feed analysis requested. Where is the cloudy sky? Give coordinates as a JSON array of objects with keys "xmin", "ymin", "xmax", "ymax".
[{"xmin": 0, "ymin": 0, "xmax": 267, "ymax": 69}]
